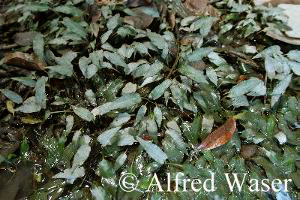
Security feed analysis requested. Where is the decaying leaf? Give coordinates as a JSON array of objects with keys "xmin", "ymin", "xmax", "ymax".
[
  {"xmin": 4, "ymin": 52, "xmax": 46, "ymax": 71},
  {"xmin": 197, "ymin": 117, "xmax": 237, "ymax": 150},
  {"xmin": 124, "ymin": 7, "xmax": 154, "ymax": 29}
]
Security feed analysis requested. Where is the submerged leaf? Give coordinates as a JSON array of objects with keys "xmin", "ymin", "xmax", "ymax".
[{"xmin": 197, "ymin": 117, "xmax": 237, "ymax": 150}]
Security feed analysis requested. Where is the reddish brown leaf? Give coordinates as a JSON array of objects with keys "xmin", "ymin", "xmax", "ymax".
[
  {"xmin": 198, "ymin": 117, "xmax": 236, "ymax": 150},
  {"xmin": 4, "ymin": 52, "xmax": 46, "ymax": 71}
]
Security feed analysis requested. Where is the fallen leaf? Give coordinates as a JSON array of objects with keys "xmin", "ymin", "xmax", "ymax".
[
  {"xmin": 183, "ymin": 0, "xmax": 220, "ymax": 17},
  {"xmin": 21, "ymin": 116, "xmax": 43, "ymax": 124},
  {"xmin": 168, "ymin": 11, "xmax": 176, "ymax": 30},
  {"xmin": 13, "ymin": 31, "xmax": 39, "ymax": 46},
  {"xmin": 4, "ymin": 52, "xmax": 46, "ymax": 71},
  {"xmin": 124, "ymin": 7, "xmax": 154, "ymax": 29},
  {"xmin": 197, "ymin": 117, "xmax": 236, "ymax": 150},
  {"xmin": 6, "ymin": 100, "xmax": 15, "ymax": 115}
]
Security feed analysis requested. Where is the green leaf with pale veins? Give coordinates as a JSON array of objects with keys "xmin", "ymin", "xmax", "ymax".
[
  {"xmin": 72, "ymin": 106, "xmax": 94, "ymax": 122},
  {"xmin": 92, "ymin": 93, "xmax": 141, "ymax": 116},
  {"xmin": 33, "ymin": 33, "xmax": 44, "ymax": 61},
  {"xmin": 103, "ymin": 51, "xmax": 127, "ymax": 68},
  {"xmin": 1, "ymin": 89, "xmax": 23, "ymax": 104},
  {"xmin": 271, "ymin": 74, "xmax": 292, "ymax": 106},
  {"xmin": 179, "ymin": 65, "xmax": 208, "ymax": 84},
  {"xmin": 137, "ymin": 137, "xmax": 168, "ymax": 164},
  {"xmin": 97, "ymin": 127, "xmax": 121, "ymax": 147},
  {"xmin": 35, "ymin": 76, "xmax": 48, "ymax": 109},
  {"xmin": 148, "ymin": 79, "xmax": 172, "ymax": 100},
  {"xmin": 16, "ymin": 96, "xmax": 42, "ymax": 113}
]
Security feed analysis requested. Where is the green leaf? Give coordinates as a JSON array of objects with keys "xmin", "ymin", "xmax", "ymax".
[
  {"xmin": 11, "ymin": 77, "xmax": 36, "ymax": 87},
  {"xmin": 271, "ymin": 74, "xmax": 292, "ymax": 106},
  {"xmin": 48, "ymin": 65, "xmax": 73, "ymax": 77},
  {"xmin": 206, "ymin": 67, "xmax": 218, "ymax": 85},
  {"xmin": 107, "ymin": 14, "xmax": 120, "ymax": 30},
  {"xmin": 179, "ymin": 65, "xmax": 208, "ymax": 84},
  {"xmin": 101, "ymin": 30, "xmax": 113, "ymax": 44},
  {"xmin": 114, "ymin": 152, "xmax": 127, "ymax": 170},
  {"xmin": 133, "ymin": 60, "xmax": 164, "ymax": 78},
  {"xmin": 65, "ymin": 115, "xmax": 74, "ymax": 136},
  {"xmin": 85, "ymin": 89, "xmax": 97, "ymax": 106},
  {"xmin": 288, "ymin": 61, "xmax": 300, "ymax": 75},
  {"xmin": 140, "ymin": 6, "xmax": 159, "ymax": 17},
  {"xmin": 137, "ymin": 137, "xmax": 168, "ymax": 164},
  {"xmin": 118, "ymin": 128, "xmax": 136, "ymax": 146},
  {"xmin": 33, "ymin": 33, "xmax": 44, "ymax": 61},
  {"xmin": 170, "ymin": 83, "xmax": 197, "ymax": 112},
  {"xmin": 16, "ymin": 96, "xmax": 41, "ymax": 113},
  {"xmin": 1, "ymin": 89, "xmax": 23, "ymax": 104},
  {"xmin": 231, "ymin": 95, "xmax": 249, "ymax": 107},
  {"xmin": 147, "ymin": 32, "xmax": 167, "ymax": 50},
  {"xmin": 20, "ymin": 137, "xmax": 29, "ymax": 160},
  {"xmin": 96, "ymin": 160, "xmax": 115, "ymax": 177},
  {"xmin": 103, "ymin": 51, "xmax": 127, "ymax": 68},
  {"xmin": 148, "ymin": 79, "xmax": 172, "ymax": 100},
  {"xmin": 72, "ymin": 106, "xmax": 94, "ymax": 122},
  {"xmin": 228, "ymin": 77, "xmax": 266, "ymax": 98},
  {"xmin": 165, "ymin": 129, "xmax": 187, "ymax": 154},
  {"xmin": 208, "ymin": 52, "xmax": 228, "ymax": 67},
  {"xmin": 92, "ymin": 93, "xmax": 141, "ymax": 116},
  {"xmin": 63, "ymin": 17, "xmax": 87, "ymax": 39},
  {"xmin": 287, "ymin": 50, "xmax": 300, "ymax": 62},
  {"xmin": 97, "ymin": 127, "xmax": 121, "ymax": 147},
  {"xmin": 72, "ymin": 144, "xmax": 91, "ymax": 168},
  {"xmin": 162, "ymin": 138, "xmax": 184, "ymax": 163},
  {"xmin": 190, "ymin": 16, "xmax": 216, "ymax": 36},
  {"xmin": 134, "ymin": 42, "xmax": 148, "ymax": 55},
  {"xmin": 110, "ymin": 113, "xmax": 131, "ymax": 127},
  {"xmin": 35, "ymin": 76, "xmax": 48, "ymax": 109},
  {"xmin": 79, "ymin": 57, "xmax": 98, "ymax": 79},
  {"xmin": 91, "ymin": 186, "xmax": 106, "ymax": 200},
  {"xmin": 153, "ymin": 106, "xmax": 162, "ymax": 128},
  {"xmin": 135, "ymin": 105, "xmax": 147, "ymax": 126},
  {"xmin": 48, "ymin": 37, "xmax": 68, "ymax": 45},
  {"xmin": 53, "ymin": 5, "xmax": 82, "ymax": 17},
  {"xmin": 265, "ymin": 55, "xmax": 276, "ymax": 79},
  {"xmin": 53, "ymin": 167, "xmax": 85, "ymax": 184},
  {"xmin": 25, "ymin": 3, "xmax": 49, "ymax": 12},
  {"xmin": 187, "ymin": 47, "xmax": 214, "ymax": 62}
]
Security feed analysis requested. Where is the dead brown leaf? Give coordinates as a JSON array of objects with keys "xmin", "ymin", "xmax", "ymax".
[
  {"xmin": 197, "ymin": 117, "xmax": 236, "ymax": 150},
  {"xmin": 183, "ymin": 0, "xmax": 220, "ymax": 17},
  {"xmin": 4, "ymin": 52, "xmax": 46, "ymax": 71},
  {"xmin": 123, "ymin": 7, "xmax": 154, "ymax": 29}
]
